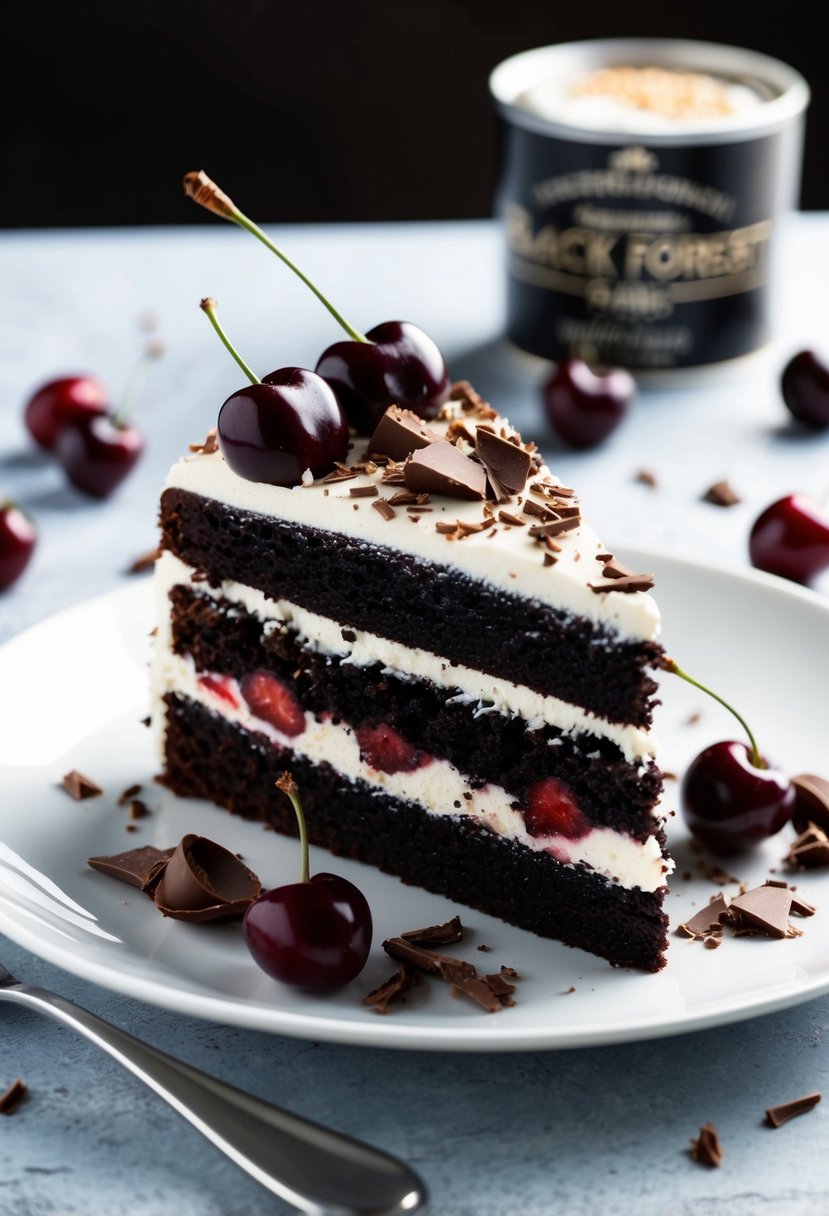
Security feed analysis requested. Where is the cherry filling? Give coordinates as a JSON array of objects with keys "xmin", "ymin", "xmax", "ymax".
[
  {"xmin": 523, "ymin": 776, "xmax": 591, "ymax": 841},
  {"xmin": 239, "ymin": 669, "xmax": 306, "ymax": 737},
  {"xmin": 197, "ymin": 673, "xmax": 241, "ymax": 709},
  {"xmin": 354, "ymin": 722, "xmax": 432, "ymax": 775}
]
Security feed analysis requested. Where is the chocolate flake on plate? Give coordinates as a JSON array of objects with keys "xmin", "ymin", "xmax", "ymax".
[
  {"xmin": 400, "ymin": 915, "xmax": 464, "ymax": 946},
  {"xmin": 703, "ymin": 479, "xmax": 741, "ymax": 507},
  {"xmin": 728, "ymin": 884, "xmax": 794, "ymax": 939},
  {"xmin": 0, "ymin": 1078, "xmax": 28, "ymax": 1116},
  {"xmin": 785, "ymin": 823, "xmax": 829, "ymax": 869},
  {"xmin": 634, "ymin": 468, "xmax": 659, "ymax": 488},
  {"xmin": 403, "ymin": 442, "xmax": 487, "ymax": 501},
  {"xmin": 362, "ymin": 963, "xmax": 421, "ymax": 1015},
  {"xmin": 677, "ymin": 893, "xmax": 729, "ymax": 939},
  {"xmin": 117, "ymin": 783, "xmax": 142, "ymax": 806},
  {"xmin": 87, "ymin": 845, "xmax": 175, "ymax": 895},
  {"xmin": 61, "ymin": 770, "xmax": 103, "ymax": 801},
  {"xmin": 382, "ymin": 936, "xmax": 477, "ymax": 980},
  {"xmin": 690, "ymin": 1121, "xmax": 724, "ymax": 1167},
  {"xmin": 128, "ymin": 798, "xmax": 150, "ymax": 821},
  {"xmin": 764, "ymin": 1091, "xmax": 821, "ymax": 1128},
  {"xmin": 153, "ymin": 834, "xmax": 262, "ymax": 922}
]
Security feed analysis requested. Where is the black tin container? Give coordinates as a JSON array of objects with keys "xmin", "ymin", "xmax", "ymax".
[{"xmin": 489, "ymin": 39, "xmax": 810, "ymax": 375}]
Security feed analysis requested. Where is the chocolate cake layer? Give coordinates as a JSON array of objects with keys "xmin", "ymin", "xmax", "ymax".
[
  {"xmin": 169, "ymin": 584, "xmax": 661, "ymax": 840},
  {"xmin": 159, "ymin": 694, "xmax": 669, "ymax": 972},
  {"xmin": 160, "ymin": 487, "xmax": 662, "ymax": 728}
]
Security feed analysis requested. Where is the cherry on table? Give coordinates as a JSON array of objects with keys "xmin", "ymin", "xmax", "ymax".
[
  {"xmin": 23, "ymin": 374, "xmax": 108, "ymax": 451},
  {"xmin": 243, "ymin": 773, "xmax": 372, "ymax": 991},
  {"xmin": 55, "ymin": 413, "xmax": 144, "ymax": 499},
  {"xmin": 184, "ymin": 171, "xmax": 450, "ymax": 435},
  {"xmin": 781, "ymin": 349, "xmax": 829, "ymax": 429},
  {"xmin": 542, "ymin": 356, "xmax": 635, "ymax": 449},
  {"xmin": 201, "ymin": 298, "xmax": 349, "ymax": 486},
  {"xmin": 0, "ymin": 500, "xmax": 37, "ymax": 592},
  {"xmin": 748, "ymin": 493, "xmax": 829, "ymax": 584},
  {"xmin": 681, "ymin": 741, "xmax": 795, "ymax": 855}
]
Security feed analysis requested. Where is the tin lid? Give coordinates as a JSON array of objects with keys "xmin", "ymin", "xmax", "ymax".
[{"xmin": 489, "ymin": 39, "xmax": 810, "ymax": 146}]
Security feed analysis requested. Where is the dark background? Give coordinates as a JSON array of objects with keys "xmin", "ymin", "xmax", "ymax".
[{"xmin": 4, "ymin": 1, "xmax": 826, "ymax": 229}]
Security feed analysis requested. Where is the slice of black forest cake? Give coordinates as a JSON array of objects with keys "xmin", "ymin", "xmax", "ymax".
[{"xmin": 152, "ymin": 382, "xmax": 671, "ymax": 971}]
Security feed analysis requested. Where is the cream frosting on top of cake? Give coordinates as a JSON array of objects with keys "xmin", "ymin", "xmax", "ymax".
[{"xmin": 164, "ymin": 395, "xmax": 661, "ymax": 643}]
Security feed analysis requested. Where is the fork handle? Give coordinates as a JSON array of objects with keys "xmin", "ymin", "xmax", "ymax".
[{"xmin": 4, "ymin": 982, "xmax": 426, "ymax": 1216}]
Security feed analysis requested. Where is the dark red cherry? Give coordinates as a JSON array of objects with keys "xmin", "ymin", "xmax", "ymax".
[
  {"xmin": 748, "ymin": 493, "xmax": 829, "ymax": 584},
  {"xmin": 543, "ymin": 357, "xmax": 634, "ymax": 449},
  {"xmin": 217, "ymin": 369, "xmax": 349, "ymax": 486},
  {"xmin": 781, "ymin": 349, "xmax": 829, "ymax": 429},
  {"xmin": 681, "ymin": 741, "xmax": 795, "ymax": 855},
  {"xmin": 0, "ymin": 500, "xmax": 37, "ymax": 592},
  {"xmin": 23, "ymin": 374, "xmax": 108, "ymax": 450},
  {"xmin": 243, "ymin": 872, "xmax": 372, "ymax": 991},
  {"xmin": 242, "ymin": 773, "xmax": 372, "ymax": 991},
  {"xmin": 54, "ymin": 414, "xmax": 144, "ymax": 499},
  {"xmin": 315, "ymin": 321, "xmax": 450, "ymax": 435}
]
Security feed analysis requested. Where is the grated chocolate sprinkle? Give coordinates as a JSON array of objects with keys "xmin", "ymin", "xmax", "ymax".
[
  {"xmin": 349, "ymin": 484, "xmax": 379, "ymax": 498},
  {"xmin": 372, "ymin": 498, "xmax": 396, "ymax": 521}
]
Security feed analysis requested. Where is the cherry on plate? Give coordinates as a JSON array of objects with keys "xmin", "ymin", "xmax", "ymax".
[
  {"xmin": 748, "ymin": 493, "xmax": 829, "ymax": 584},
  {"xmin": 681, "ymin": 741, "xmax": 795, "ymax": 855},
  {"xmin": 242, "ymin": 773, "xmax": 372, "ymax": 991}
]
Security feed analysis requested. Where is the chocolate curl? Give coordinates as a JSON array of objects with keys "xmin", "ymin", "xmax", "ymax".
[{"xmin": 183, "ymin": 170, "xmax": 237, "ymax": 219}]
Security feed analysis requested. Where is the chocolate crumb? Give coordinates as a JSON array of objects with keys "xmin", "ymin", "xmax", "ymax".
[
  {"xmin": 563, "ymin": 985, "xmax": 576, "ymax": 994},
  {"xmin": 60, "ymin": 770, "xmax": 103, "ymax": 801},
  {"xmin": 0, "ymin": 1079, "xmax": 28, "ymax": 1115},
  {"xmin": 128, "ymin": 799, "xmax": 150, "ymax": 821},
  {"xmin": 372, "ymin": 498, "xmax": 396, "ymax": 521},
  {"xmin": 476, "ymin": 943, "xmax": 492, "ymax": 953},
  {"xmin": 765, "ymin": 1092, "xmax": 821, "ymax": 1128},
  {"xmin": 117, "ymin": 783, "xmax": 142, "ymax": 806},
  {"xmin": 634, "ymin": 469, "xmax": 659, "ymax": 489},
  {"xmin": 362, "ymin": 963, "xmax": 420, "ymax": 1014},
  {"xmin": 127, "ymin": 545, "xmax": 162, "ymax": 575},
  {"xmin": 690, "ymin": 1122, "xmax": 724, "ymax": 1166},
  {"xmin": 703, "ymin": 479, "xmax": 741, "ymax": 507}
]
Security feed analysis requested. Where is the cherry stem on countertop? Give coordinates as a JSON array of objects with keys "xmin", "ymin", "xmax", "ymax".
[
  {"xmin": 276, "ymin": 772, "xmax": 310, "ymax": 884},
  {"xmin": 184, "ymin": 171, "xmax": 367, "ymax": 344},
  {"xmin": 662, "ymin": 657, "xmax": 763, "ymax": 768},
  {"xmin": 111, "ymin": 340, "xmax": 164, "ymax": 429},
  {"xmin": 199, "ymin": 298, "xmax": 260, "ymax": 385}
]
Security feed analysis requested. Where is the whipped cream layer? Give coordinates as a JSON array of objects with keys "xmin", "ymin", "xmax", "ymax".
[
  {"xmin": 163, "ymin": 405, "xmax": 660, "ymax": 644},
  {"xmin": 154, "ymin": 551, "xmax": 656, "ymax": 764}
]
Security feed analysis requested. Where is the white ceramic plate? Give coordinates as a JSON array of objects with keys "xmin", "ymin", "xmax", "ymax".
[{"xmin": 1, "ymin": 545, "xmax": 828, "ymax": 1051}]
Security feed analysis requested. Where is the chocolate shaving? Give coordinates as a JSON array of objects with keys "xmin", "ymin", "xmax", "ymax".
[
  {"xmin": 0, "ymin": 1079, "xmax": 28, "ymax": 1116},
  {"xmin": 371, "ymin": 498, "xmax": 396, "ymax": 521},
  {"xmin": 765, "ymin": 1092, "xmax": 821, "ymax": 1128},
  {"xmin": 61, "ymin": 770, "xmax": 102, "ymax": 801},
  {"xmin": 484, "ymin": 972, "xmax": 517, "ymax": 1002},
  {"xmin": 128, "ymin": 799, "xmax": 150, "ymax": 821},
  {"xmin": 600, "ymin": 558, "xmax": 637, "ymax": 580},
  {"xmin": 447, "ymin": 380, "xmax": 495, "ymax": 418},
  {"xmin": 117, "ymin": 783, "xmax": 142, "ymax": 806},
  {"xmin": 589, "ymin": 573, "xmax": 655, "ymax": 594},
  {"xmin": 677, "ymin": 893, "xmax": 729, "ymax": 939},
  {"xmin": 435, "ymin": 520, "xmax": 458, "ymax": 535},
  {"xmin": 475, "ymin": 426, "xmax": 531, "ymax": 501},
  {"xmin": 368, "ymin": 405, "xmax": 437, "ymax": 462},
  {"xmin": 189, "ymin": 428, "xmax": 219, "ymax": 456},
  {"xmin": 322, "ymin": 464, "xmax": 358, "ymax": 483},
  {"xmin": 382, "ymin": 936, "xmax": 477, "ymax": 980},
  {"xmin": 528, "ymin": 517, "xmax": 581, "ymax": 539},
  {"xmin": 690, "ymin": 1122, "xmax": 724, "ymax": 1167},
  {"xmin": 349, "ymin": 484, "xmax": 379, "ymax": 498},
  {"xmin": 88, "ymin": 845, "xmax": 175, "ymax": 894},
  {"xmin": 362, "ymin": 962, "xmax": 421, "ymax": 1014},
  {"xmin": 154, "ymin": 834, "xmax": 262, "ymax": 922},
  {"xmin": 785, "ymin": 823, "xmax": 829, "ymax": 869},
  {"xmin": 400, "ymin": 915, "xmax": 464, "ymax": 946},
  {"xmin": 403, "ymin": 442, "xmax": 486, "ymax": 501},
  {"xmin": 449, "ymin": 971, "xmax": 504, "ymax": 1013},
  {"xmin": 498, "ymin": 510, "xmax": 525, "ymax": 526},
  {"xmin": 703, "ymin": 479, "xmax": 741, "ymax": 507},
  {"xmin": 791, "ymin": 773, "xmax": 829, "ymax": 834},
  {"xmin": 127, "ymin": 545, "xmax": 162, "ymax": 575}
]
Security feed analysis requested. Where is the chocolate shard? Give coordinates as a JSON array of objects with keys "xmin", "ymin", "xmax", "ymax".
[
  {"xmin": 703, "ymin": 479, "xmax": 741, "ymax": 507},
  {"xmin": 382, "ymin": 936, "xmax": 477, "ymax": 980},
  {"xmin": 449, "ymin": 971, "xmax": 504, "ymax": 1013},
  {"xmin": 0, "ymin": 1078, "xmax": 28, "ymax": 1116},
  {"xmin": 61, "ymin": 770, "xmax": 103, "ymax": 800},
  {"xmin": 690, "ymin": 1121, "xmax": 724, "ymax": 1167},
  {"xmin": 589, "ymin": 573, "xmax": 656, "ymax": 594},
  {"xmin": 88, "ymin": 845, "xmax": 175, "ymax": 895},
  {"xmin": 403, "ymin": 442, "xmax": 486, "ymax": 501},
  {"xmin": 677, "ymin": 893, "xmax": 729, "ymax": 939},
  {"xmin": 400, "ymin": 915, "xmax": 464, "ymax": 946},
  {"xmin": 475, "ymin": 427, "xmax": 531, "ymax": 501},
  {"xmin": 362, "ymin": 963, "xmax": 421, "ymax": 1014},
  {"xmin": 528, "ymin": 517, "xmax": 581, "ymax": 539},
  {"xmin": 153, "ymin": 834, "xmax": 262, "ymax": 922},
  {"xmin": 729, "ymin": 884, "xmax": 793, "ymax": 938},
  {"xmin": 368, "ymin": 406, "xmax": 437, "ymax": 463},
  {"xmin": 765, "ymin": 1091, "xmax": 821, "ymax": 1128},
  {"xmin": 791, "ymin": 773, "xmax": 829, "ymax": 834},
  {"xmin": 785, "ymin": 823, "xmax": 829, "ymax": 869}
]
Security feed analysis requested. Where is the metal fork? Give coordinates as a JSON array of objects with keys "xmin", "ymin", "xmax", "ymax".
[{"xmin": 0, "ymin": 961, "xmax": 427, "ymax": 1216}]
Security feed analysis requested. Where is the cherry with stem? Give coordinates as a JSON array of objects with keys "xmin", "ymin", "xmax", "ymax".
[
  {"xmin": 663, "ymin": 657, "xmax": 795, "ymax": 855},
  {"xmin": 242, "ymin": 773, "xmax": 373, "ymax": 991},
  {"xmin": 200, "ymin": 298, "xmax": 349, "ymax": 486},
  {"xmin": 184, "ymin": 171, "xmax": 450, "ymax": 433}
]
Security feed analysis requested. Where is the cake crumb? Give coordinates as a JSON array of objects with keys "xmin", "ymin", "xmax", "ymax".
[{"xmin": 690, "ymin": 1121, "xmax": 723, "ymax": 1166}]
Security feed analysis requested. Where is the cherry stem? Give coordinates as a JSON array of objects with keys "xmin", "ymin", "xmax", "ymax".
[
  {"xmin": 111, "ymin": 340, "xmax": 164, "ymax": 429},
  {"xmin": 199, "ymin": 298, "xmax": 260, "ymax": 385},
  {"xmin": 183, "ymin": 171, "xmax": 367, "ymax": 344},
  {"xmin": 276, "ymin": 772, "xmax": 309, "ymax": 884},
  {"xmin": 662, "ymin": 657, "xmax": 763, "ymax": 768}
]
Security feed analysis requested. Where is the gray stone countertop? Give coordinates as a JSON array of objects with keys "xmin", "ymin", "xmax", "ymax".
[{"xmin": 2, "ymin": 216, "xmax": 829, "ymax": 1215}]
